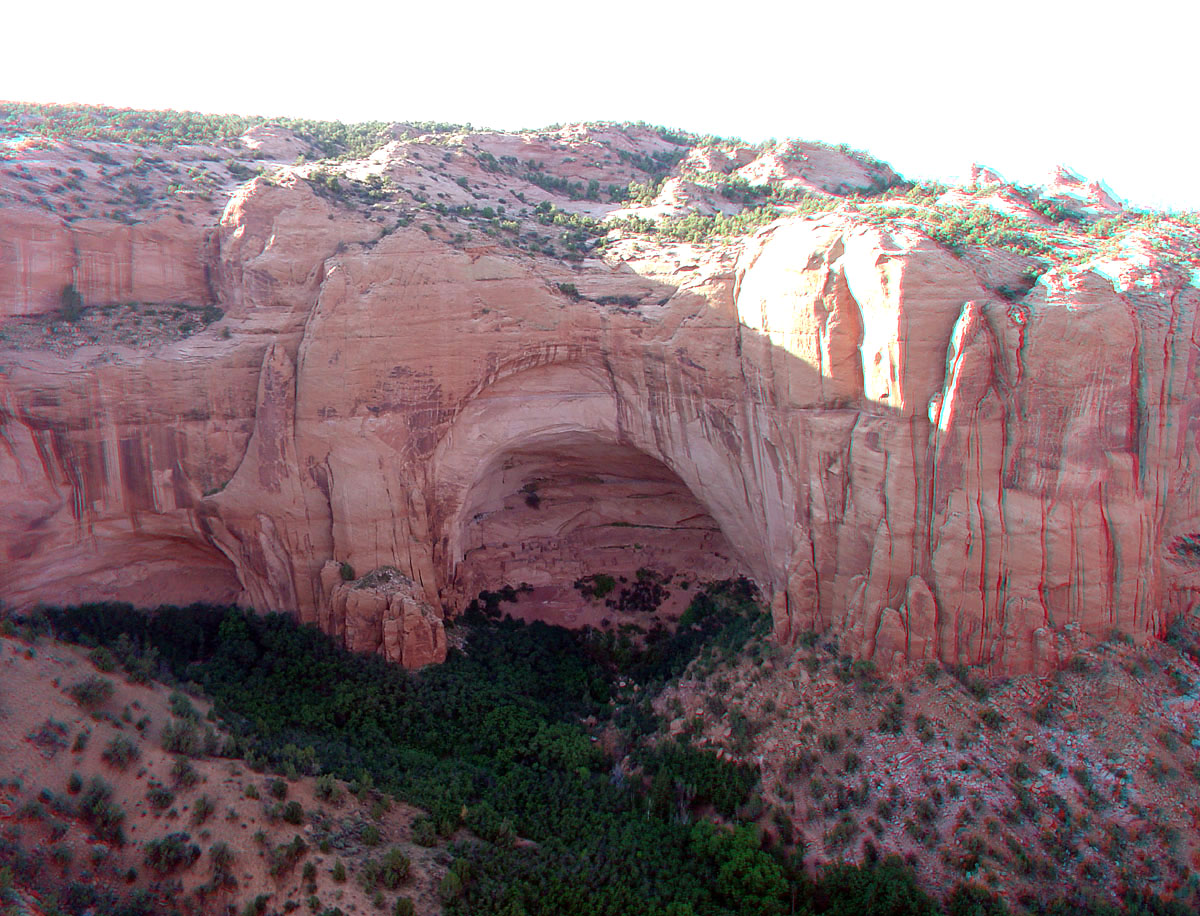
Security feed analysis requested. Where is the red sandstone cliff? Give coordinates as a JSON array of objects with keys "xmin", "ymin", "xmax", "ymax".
[{"xmin": 2, "ymin": 115, "xmax": 1198, "ymax": 672}]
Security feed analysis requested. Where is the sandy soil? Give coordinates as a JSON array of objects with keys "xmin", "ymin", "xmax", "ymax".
[{"xmin": 0, "ymin": 632, "xmax": 449, "ymax": 915}]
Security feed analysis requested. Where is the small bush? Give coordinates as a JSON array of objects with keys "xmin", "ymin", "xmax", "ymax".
[
  {"xmin": 210, "ymin": 840, "xmax": 235, "ymax": 873},
  {"xmin": 67, "ymin": 675, "xmax": 115, "ymax": 710},
  {"xmin": 878, "ymin": 701, "xmax": 905, "ymax": 734},
  {"xmin": 361, "ymin": 847, "xmax": 410, "ymax": 890},
  {"xmin": 282, "ymin": 800, "xmax": 304, "ymax": 825},
  {"xmin": 102, "ymin": 734, "xmax": 141, "ymax": 770},
  {"xmin": 979, "ymin": 707, "xmax": 1005, "ymax": 730},
  {"xmin": 192, "ymin": 794, "xmax": 216, "ymax": 825},
  {"xmin": 315, "ymin": 773, "xmax": 342, "ymax": 804},
  {"xmin": 161, "ymin": 719, "xmax": 202, "ymax": 756},
  {"xmin": 147, "ymin": 784, "xmax": 175, "ymax": 811},
  {"xmin": 267, "ymin": 836, "xmax": 308, "ymax": 876},
  {"xmin": 169, "ymin": 691, "xmax": 199, "ymax": 721},
  {"xmin": 79, "ymin": 776, "xmax": 126, "ymax": 845},
  {"xmin": 88, "ymin": 646, "xmax": 118, "ymax": 672},
  {"xmin": 144, "ymin": 832, "xmax": 201, "ymax": 874},
  {"xmin": 411, "ymin": 817, "xmax": 438, "ymax": 847},
  {"xmin": 171, "ymin": 756, "xmax": 200, "ymax": 788}
]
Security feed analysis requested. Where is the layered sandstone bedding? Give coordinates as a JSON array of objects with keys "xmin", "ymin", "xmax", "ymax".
[{"xmin": 2, "ymin": 107, "xmax": 1200, "ymax": 673}]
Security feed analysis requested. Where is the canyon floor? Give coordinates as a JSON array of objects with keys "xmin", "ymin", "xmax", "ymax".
[{"xmin": 1, "ymin": 590, "xmax": 1198, "ymax": 915}]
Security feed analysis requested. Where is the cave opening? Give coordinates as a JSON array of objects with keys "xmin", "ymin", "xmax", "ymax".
[{"xmin": 450, "ymin": 432, "xmax": 745, "ymax": 630}]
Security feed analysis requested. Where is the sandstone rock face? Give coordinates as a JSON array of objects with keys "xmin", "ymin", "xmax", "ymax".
[
  {"xmin": 2, "ymin": 127, "xmax": 1198, "ymax": 674},
  {"xmin": 0, "ymin": 209, "xmax": 211, "ymax": 318},
  {"xmin": 320, "ymin": 563, "xmax": 446, "ymax": 668}
]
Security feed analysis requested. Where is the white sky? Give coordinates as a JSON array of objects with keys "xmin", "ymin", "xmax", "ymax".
[{"xmin": 5, "ymin": 0, "xmax": 1198, "ymax": 211}]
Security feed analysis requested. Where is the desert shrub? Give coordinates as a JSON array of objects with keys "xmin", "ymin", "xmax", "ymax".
[
  {"xmin": 161, "ymin": 718, "xmax": 203, "ymax": 756},
  {"xmin": 951, "ymin": 665, "xmax": 990, "ymax": 700},
  {"xmin": 315, "ymin": 773, "xmax": 343, "ymax": 804},
  {"xmin": 28, "ymin": 718, "xmax": 70, "ymax": 756},
  {"xmin": 171, "ymin": 756, "xmax": 200, "ymax": 788},
  {"xmin": 979, "ymin": 707, "xmax": 1005, "ymax": 731},
  {"xmin": 79, "ymin": 776, "xmax": 126, "ymax": 845},
  {"xmin": 192, "ymin": 793, "xmax": 216, "ymax": 825},
  {"xmin": 143, "ymin": 832, "xmax": 200, "ymax": 873},
  {"xmin": 66, "ymin": 675, "xmax": 114, "ymax": 709},
  {"xmin": 574, "ymin": 573, "xmax": 615, "ymax": 599},
  {"xmin": 210, "ymin": 840, "xmax": 235, "ymax": 876},
  {"xmin": 146, "ymin": 783, "xmax": 175, "ymax": 810},
  {"xmin": 825, "ymin": 815, "xmax": 861, "ymax": 850},
  {"xmin": 411, "ymin": 817, "xmax": 438, "ymax": 847},
  {"xmin": 169, "ymin": 691, "xmax": 199, "ymax": 721},
  {"xmin": 87, "ymin": 646, "xmax": 118, "ymax": 671},
  {"xmin": 439, "ymin": 868, "xmax": 464, "ymax": 902},
  {"xmin": 948, "ymin": 882, "xmax": 1011, "ymax": 916},
  {"xmin": 267, "ymin": 836, "xmax": 308, "ymax": 876},
  {"xmin": 282, "ymin": 800, "xmax": 304, "ymax": 825},
  {"xmin": 361, "ymin": 847, "xmax": 411, "ymax": 890},
  {"xmin": 101, "ymin": 733, "xmax": 140, "ymax": 769},
  {"xmin": 878, "ymin": 701, "xmax": 905, "ymax": 734}
]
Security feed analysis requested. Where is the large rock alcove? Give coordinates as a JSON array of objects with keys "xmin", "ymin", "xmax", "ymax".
[{"xmin": 449, "ymin": 431, "xmax": 745, "ymax": 627}]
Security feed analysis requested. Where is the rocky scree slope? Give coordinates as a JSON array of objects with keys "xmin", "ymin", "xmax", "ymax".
[{"xmin": 2, "ymin": 104, "xmax": 1200, "ymax": 674}]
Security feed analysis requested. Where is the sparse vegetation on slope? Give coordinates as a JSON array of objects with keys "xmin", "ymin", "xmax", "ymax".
[{"xmin": 6, "ymin": 589, "xmax": 1196, "ymax": 915}]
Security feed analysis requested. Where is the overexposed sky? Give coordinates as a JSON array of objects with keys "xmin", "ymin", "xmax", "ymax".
[{"xmin": 5, "ymin": 0, "xmax": 1197, "ymax": 210}]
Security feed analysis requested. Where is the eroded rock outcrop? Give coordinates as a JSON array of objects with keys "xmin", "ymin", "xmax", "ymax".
[
  {"xmin": 319, "ymin": 563, "xmax": 446, "ymax": 668},
  {"xmin": 2, "ymin": 121, "xmax": 1198, "ymax": 673}
]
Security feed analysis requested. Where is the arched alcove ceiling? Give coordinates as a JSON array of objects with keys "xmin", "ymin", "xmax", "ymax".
[
  {"xmin": 430, "ymin": 362, "xmax": 767, "ymax": 622},
  {"xmin": 453, "ymin": 430, "xmax": 743, "ymax": 599}
]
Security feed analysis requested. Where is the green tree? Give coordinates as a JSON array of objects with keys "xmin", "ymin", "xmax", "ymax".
[{"xmin": 59, "ymin": 283, "xmax": 84, "ymax": 322}]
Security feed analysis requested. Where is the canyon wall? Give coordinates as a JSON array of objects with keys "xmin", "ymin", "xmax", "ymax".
[{"xmin": 3, "ymin": 172, "xmax": 1199, "ymax": 673}]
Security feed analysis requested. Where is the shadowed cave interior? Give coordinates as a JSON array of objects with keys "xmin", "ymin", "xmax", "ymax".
[{"xmin": 451, "ymin": 432, "xmax": 745, "ymax": 628}]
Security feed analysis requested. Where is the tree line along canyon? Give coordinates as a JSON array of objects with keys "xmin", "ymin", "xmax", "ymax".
[{"xmin": 0, "ymin": 102, "xmax": 1198, "ymax": 916}]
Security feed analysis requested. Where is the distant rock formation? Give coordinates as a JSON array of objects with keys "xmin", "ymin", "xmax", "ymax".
[{"xmin": 2, "ymin": 118, "xmax": 1197, "ymax": 672}]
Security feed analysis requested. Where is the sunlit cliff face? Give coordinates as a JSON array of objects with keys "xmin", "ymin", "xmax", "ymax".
[{"xmin": 3, "ymin": 119, "xmax": 1199, "ymax": 672}]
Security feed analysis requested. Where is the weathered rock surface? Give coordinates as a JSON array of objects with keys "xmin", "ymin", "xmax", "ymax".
[
  {"xmin": 0, "ymin": 207, "xmax": 211, "ymax": 318},
  {"xmin": 2, "ymin": 121, "xmax": 1198, "ymax": 673},
  {"xmin": 319, "ymin": 563, "xmax": 446, "ymax": 668}
]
